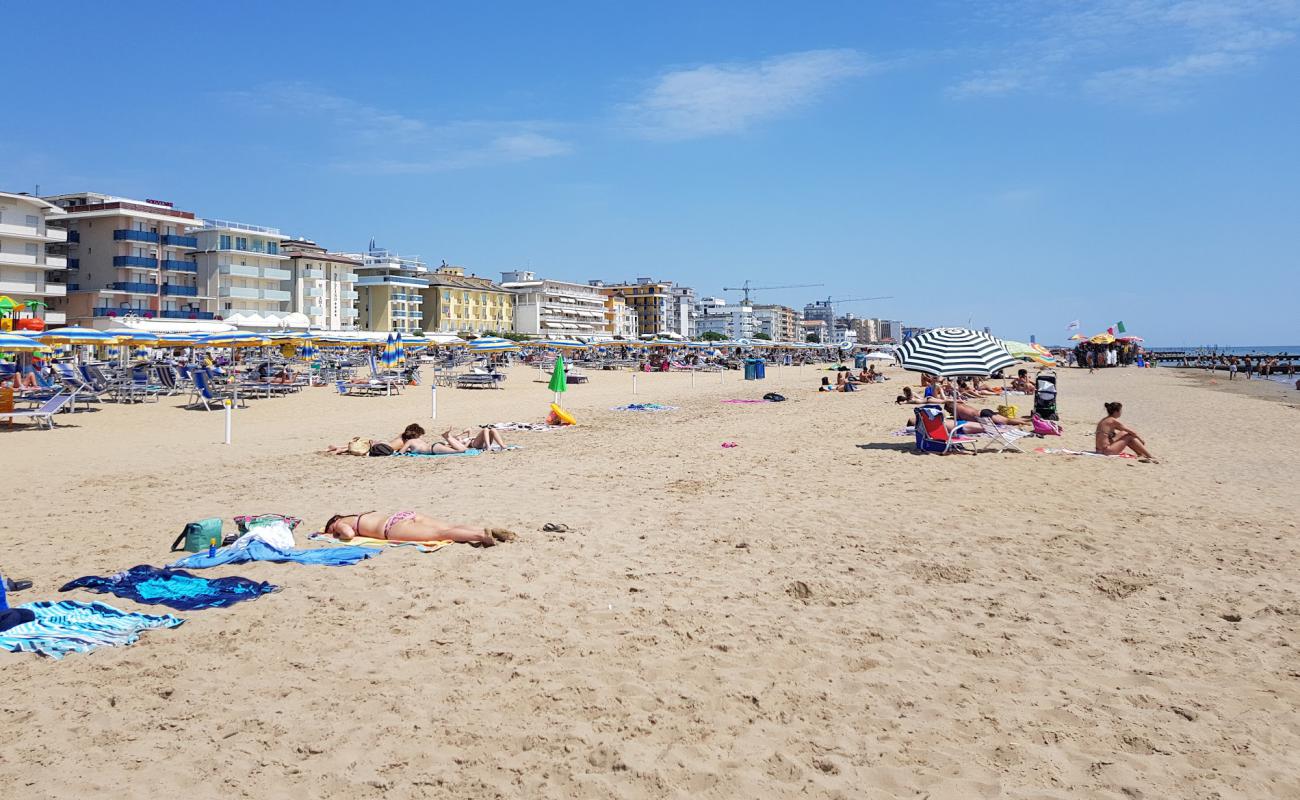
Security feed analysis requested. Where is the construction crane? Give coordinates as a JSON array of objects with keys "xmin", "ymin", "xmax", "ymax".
[
  {"xmin": 721, "ymin": 280, "xmax": 824, "ymax": 305},
  {"xmin": 819, "ymin": 295, "xmax": 893, "ymax": 305}
]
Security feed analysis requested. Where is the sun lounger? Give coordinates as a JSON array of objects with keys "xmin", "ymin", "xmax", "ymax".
[
  {"xmin": 455, "ymin": 373, "xmax": 502, "ymax": 389},
  {"xmin": 188, "ymin": 369, "xmax": 244, "ymax": 410},
  {"xmin": 2, "ymin": 394, "xmax": 73, "ymax": 429}
]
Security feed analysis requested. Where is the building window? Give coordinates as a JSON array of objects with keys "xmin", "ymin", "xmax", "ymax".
[
  {"xmin": 235, "ymin": 237, "xmax": 248, "ymax": 250},
  {"xmin": 219, "ymin": 235, "xmax": 232, "ymax": 250}
]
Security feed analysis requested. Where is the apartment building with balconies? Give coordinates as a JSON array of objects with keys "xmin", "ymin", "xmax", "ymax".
[
  {"xmin": 501, "ymin": 271, "xmax": 608, "ymax": 338},
  {"xmin": 281, "ymin": 238, "xmax": 361, "ymax": 330},
  {"xmin": 189, "ymin": 219, "xmax": 292, "ymax": 328},
  {"xmin": 41, "ymin": 192, "xmax": 210, "ymax": 326},
  {"xmin": 424, "ymin": 265, "xmax": 514, "ymax": 335},
  {"xmin": 753, "ymin": 304, "xmax": 799, "ymax": 343},
  {"xmin": 348, "ymin": 243, "xmax": 429, "ymax": 333},
  {"xmin": 0, "ymin": 191, "xmax": 69, "ymax": 329}
]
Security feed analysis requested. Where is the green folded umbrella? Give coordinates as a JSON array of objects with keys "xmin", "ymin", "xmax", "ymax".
[{"xmin": 548, "ymin": 354, "xmax": 567, "ymax": 402}]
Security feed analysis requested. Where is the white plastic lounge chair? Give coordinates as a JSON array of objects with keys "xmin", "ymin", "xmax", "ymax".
[{"xmin": 2, "ymin": 394, "xmax": 73, "ymax": 429}]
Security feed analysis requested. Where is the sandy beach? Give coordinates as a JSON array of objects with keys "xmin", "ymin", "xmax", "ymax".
[{"xmin": 3, "ymin": 363, "xmax": 1298, "ymax": 799}]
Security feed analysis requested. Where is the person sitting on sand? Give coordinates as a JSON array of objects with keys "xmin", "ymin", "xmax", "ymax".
[
  {"xmin": 943, "ymin": 399, "xmax": 1028, "ymax": 427},
  {"xmin": 895, "ymin": 386, "xmax": 924, "ymax": 404},
  {"xmin": 835, "ymin": 371, "xmax": 857, "ymax": 392},
  {"xmin": 1095, "ymin": 402, "xmax": 1158, "ymax": 462},
  {"xmin": 819, "ymin": 376, "xmax": 837, "ymax": 392},
  {"xmin": 323, "ymin": 511, "xmax": 516, "ymax": 547},
  {"xmin": 1010, "ymin": 369, "xmax": 1034, "ymax": 393}
]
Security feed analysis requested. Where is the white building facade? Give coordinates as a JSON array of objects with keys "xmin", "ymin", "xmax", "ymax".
[
  {"xmin": 500, "ymin": 271, "xmax": 611, "ymax": 338},
  {"xmin": 190, "ymin": 219, "xmax": 294, "ymax": 329},
  {"xmin": 281, "ymin": 239, "xmax": 360, "ymax": 330},
  {"xmin": 695, "ymin": 297, "xmax": 755, "ymax": 340},
  {"xmin": 669, "ymin": 284, "xmax": 697, "ymax": 338},
  {"xmin": 0, "ymin": 192, "xmax": 68, "ymax": 328}
]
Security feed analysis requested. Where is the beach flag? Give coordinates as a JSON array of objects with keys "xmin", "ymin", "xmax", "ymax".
[
  {"xmin": 1066, "ymin": 320, "xmax": 1080, "ymax": 331},
  {"xmin": 1116, "ymin": 321, "xmax": 1126, "ymax": 334},
  {"xmin": 548, "ymin": 354, "xmax": 567, "ymax": 404}
]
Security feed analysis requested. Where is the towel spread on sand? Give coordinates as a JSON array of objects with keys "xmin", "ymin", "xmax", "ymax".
[
  {"xmin": 1035, "ymin": 447, "xmax": 1136, "ymax": 459},
  {"xmin": 721, "ymin": 399, "xmax": 772, "ymax": 404},
  {"xmin": 0, "ymin": 600, "xmax": 184, "ymax": 659},
  {"xmin": 307, "ymin": 532, "xmax": 454, "ymax": 553},
  {"xmin": 169, "ymin": 539, "xmax": 380, "ymax": 569},
  {"xmin": 482, "ymin": 422, "xmax": 562, "ymax": 431},
  {"xmin": 611, "ymin": 403, "xmax": 678, "ymax": 412},
  {"xmin": 61, "ymin": 565, "xmax": 278, "ymax": 610},
  {"xmin": 395, "ymin": 445, "xmax": 521, "ymax": 459}
]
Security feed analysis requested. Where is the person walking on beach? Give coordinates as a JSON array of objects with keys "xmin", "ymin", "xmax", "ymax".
[
  {"xmin": 1228, "ymin": 359, "xmax": 1238, "ymax": 381},
  {"xmin": 1095, "ymin": 402, "xmax": 1157, "ymax": 462}
]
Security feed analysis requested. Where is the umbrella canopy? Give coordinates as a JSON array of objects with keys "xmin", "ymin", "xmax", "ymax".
[
  {"xmin": 193, "ymin": 331, "xmax": 271, "ymax": 347},
  {"xmin": 548, "ymin": 354, "xmax": 568, "ymax": 395},
  {"xmin": 0, "ymin": 332, "xmax": 44, "ymax": 351},
  {"xmin": 1068, "ymin": 333, "xmax": 1087, "ymax": 341},
  {"xmin": 1089, "ymin": 333, "xmax": 1116, "ymax": 345},
  {"xmin": 36, "ymin": 326, "xmax": 121, "ymax": 345},
  {"xmin": 863, "ymin": 351, "xmax": 896, "ymax": 362},
  {"xmin": 895, "ymin": 327, "xmax": 1019, "ymax": 377},
  {"xmin": 531, "ymin": 338, "xmax": 588, "ymax": 350},
  {"xmin": 382, "ymin": 333, "xmax": 396, "ymax": 368},
  {"xmin": 104, "ymin": 328, "xmax": 162, "ymax": 344},
  {"xmin": 467, "ymin": 336, "xmax": 520, "ymax": 352},
  {"xmin": 394, "ymin": 332, "xmax": 406, "ymax": 365},
  {"xmin": 1116, "ymin": 335, "xmax": 1144, "ymax": 343}
]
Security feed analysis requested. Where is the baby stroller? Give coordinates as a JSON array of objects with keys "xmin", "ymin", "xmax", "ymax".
[{"xmin": 1034, "ymin": 371, "xmax": 1058, "ymax": 420}]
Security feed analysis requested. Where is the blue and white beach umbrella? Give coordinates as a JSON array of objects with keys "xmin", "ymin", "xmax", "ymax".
[
  {"xmin": 530, "ymin": 338, "xmax": 588, "ymax": 350},
  {"xmin": 468, "ymin": 336, "xmax": 519, "ymax": 353},
  {"xmin": 36, "ymin": 326, "xmax": 121, "ymax": 345},
  {"xmin": 895, "ymin": 327, "xmax": 1018, "ymax": 378},
  {"xmin": 0, "ymin": 332, "xmax": 44, "ymax": 351},
  {"xmin": 394, "ymin": 332, "xmax": 406, "ymax": 365}
]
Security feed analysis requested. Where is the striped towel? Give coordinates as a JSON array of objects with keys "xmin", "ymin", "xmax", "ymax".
[
  {"xmin": 1035, "ymin": 447, "xmax": 1135, "ymax": 459},
  {"xmin": 0, "ymin": 600, "xmax": 184, "ymax": 660}
]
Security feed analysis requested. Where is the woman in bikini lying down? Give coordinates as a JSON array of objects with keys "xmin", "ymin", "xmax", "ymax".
[{"xmin": 323, "ymin": 511, "xmax": 517, "ymax": 546}]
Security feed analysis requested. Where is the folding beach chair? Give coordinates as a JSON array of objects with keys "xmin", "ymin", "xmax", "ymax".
[
  {"xmin": 976, "ymin": 423, "xmax": 1031, "ymax": 454},
  {"xmin": 188, "ymin": 369, "xmax": 243, "ymax": 410},
  {"xmin": 913, "ymin": 404, "xmax": 979, "ymax": 455},
  {"xmin": 2, "ymin": 393, "xmax": 73, "ymax": 429}
]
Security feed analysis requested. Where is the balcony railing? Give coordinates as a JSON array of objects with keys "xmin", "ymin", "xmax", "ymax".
[
  {"xmin": 161, "ymin": 234, "xmax": 198, "ymax": 248},
  {"xmin": 113, "ymin": 255, "xmax": 158, "ymax": 268},
  {"xmin": 109, "ymin": 281, "xmax": 159, "ymax": 294},
  {"xmin": 94, "ymin": 306, "xmax": 154, "ymax": 318},
  {"xmin": 161, "ymin": 309, "xmax": 216, "ymax": 320},
  {"xmin": 163, "ymin": 284, "xmax": 198, "ymax": 296},
  {"xmin": 114, "ymin": 229, "xmax": 160, "ymax": 243},
  {"xmin": 161, "ymin": 259, "xmax": 197, "ymax": 272}
]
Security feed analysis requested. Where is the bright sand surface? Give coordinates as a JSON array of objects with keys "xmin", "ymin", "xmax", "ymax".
[{"xmin": 3, "ymin": 363, "xmax": 1298, "ymax": 799}]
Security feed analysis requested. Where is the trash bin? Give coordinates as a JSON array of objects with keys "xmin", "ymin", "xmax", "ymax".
[
  {"xmin": 743, "ymin": 359, "xmax": 757, "ymax": 380},
  {"xmin": 854, "ymin": 354, "xmax": 867, "ymax": 369},
  {"xmin": 754, "ymin": 359, "xmax": 766, "ymax": 379}
]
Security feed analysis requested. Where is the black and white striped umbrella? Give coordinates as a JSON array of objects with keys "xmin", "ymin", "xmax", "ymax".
[{"xmin": 896, "ymin": 327, "xmax": 1019, "ymax": 377}]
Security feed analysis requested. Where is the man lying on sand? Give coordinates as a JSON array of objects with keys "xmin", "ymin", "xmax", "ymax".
[
  {"xmin": 322, "ymin": 511, "xmax": 517, "ymax": 546},
  {"xmin": 1096, "ymin": 401, "xmax": 1158, "ymax": 462}
]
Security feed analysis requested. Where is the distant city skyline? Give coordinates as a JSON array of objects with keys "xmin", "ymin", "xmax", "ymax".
[{"xmin": 4, "ymin": 1, "xmax": 1297, "ymax": 345}]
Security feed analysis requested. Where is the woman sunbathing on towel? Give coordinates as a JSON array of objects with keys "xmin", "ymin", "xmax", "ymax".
[
  {"xmin": 943, "ymin": 400, "xmax": 1028, "ymax": 427},
  {"xmin": 1095, "ymin": 402, "xmax": 1158, "ymax": 462},
  {"xmin": 323, "ymin": 511, "xmax": 516, "ymax": 546},
  {"xmin": 391, "ymin": 423, "xmax": 509, "ymax": 454}
]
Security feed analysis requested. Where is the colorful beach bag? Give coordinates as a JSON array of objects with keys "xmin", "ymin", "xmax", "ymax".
[{"xmin": 171, "ymin": 518, "xmax": 223, "ymax": 552}]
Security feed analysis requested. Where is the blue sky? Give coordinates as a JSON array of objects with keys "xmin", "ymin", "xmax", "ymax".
[{"xmin": 5, "ymin": 0, "xmax": 1298, "ymax": 345}]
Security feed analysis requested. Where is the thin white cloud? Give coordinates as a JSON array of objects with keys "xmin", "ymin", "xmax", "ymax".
[
  {"xmin": 620, "ymin": 49, "xmax": 875, "ymax": 140},
  {"xmin": 216, "ymin": 82, "xmax": 571, "ymax": 173},
  {"xmin": 949, "ymin": 0, "xmax": 1300, "ymax": 105}
]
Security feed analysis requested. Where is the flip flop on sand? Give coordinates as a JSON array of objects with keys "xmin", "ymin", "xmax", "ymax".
[{"xmin": 542, "ymin": 523, "xmax": 570, "ymax": 533}]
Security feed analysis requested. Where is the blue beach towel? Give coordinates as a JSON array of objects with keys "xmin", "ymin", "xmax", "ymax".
[
  {"xmin": 611, "ymin": 403, "xmax": 678, "ymax": 412},
  {"xmin": 395, "ymin": 445, "xmax": 521, "ymax": 459},
  {"xmin": 169, "ymin": 539, "xmax": 381, "ymax": 570},
  {"xmin": 61, "ymin": 566, "xmax": 279, "ymax": 611},
  {"xmin": 0, "ymin": 600, "xmax": 184, "ymax": 659}
]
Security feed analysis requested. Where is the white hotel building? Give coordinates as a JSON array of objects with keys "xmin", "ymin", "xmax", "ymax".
[
  {"xmin": 190, "ymin": 219, "xmax": 298, "ymax": 329},
  {"xmin": 0, "ymin": 192, "xmax": 69, "ymax": 327},
  {"xmin": 281, "ymin": 238, "xmax": 360, "ymax": 330},
  {"xmin": 499, "ymin": 271, "xmax": 611, "ymax": 338}
]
